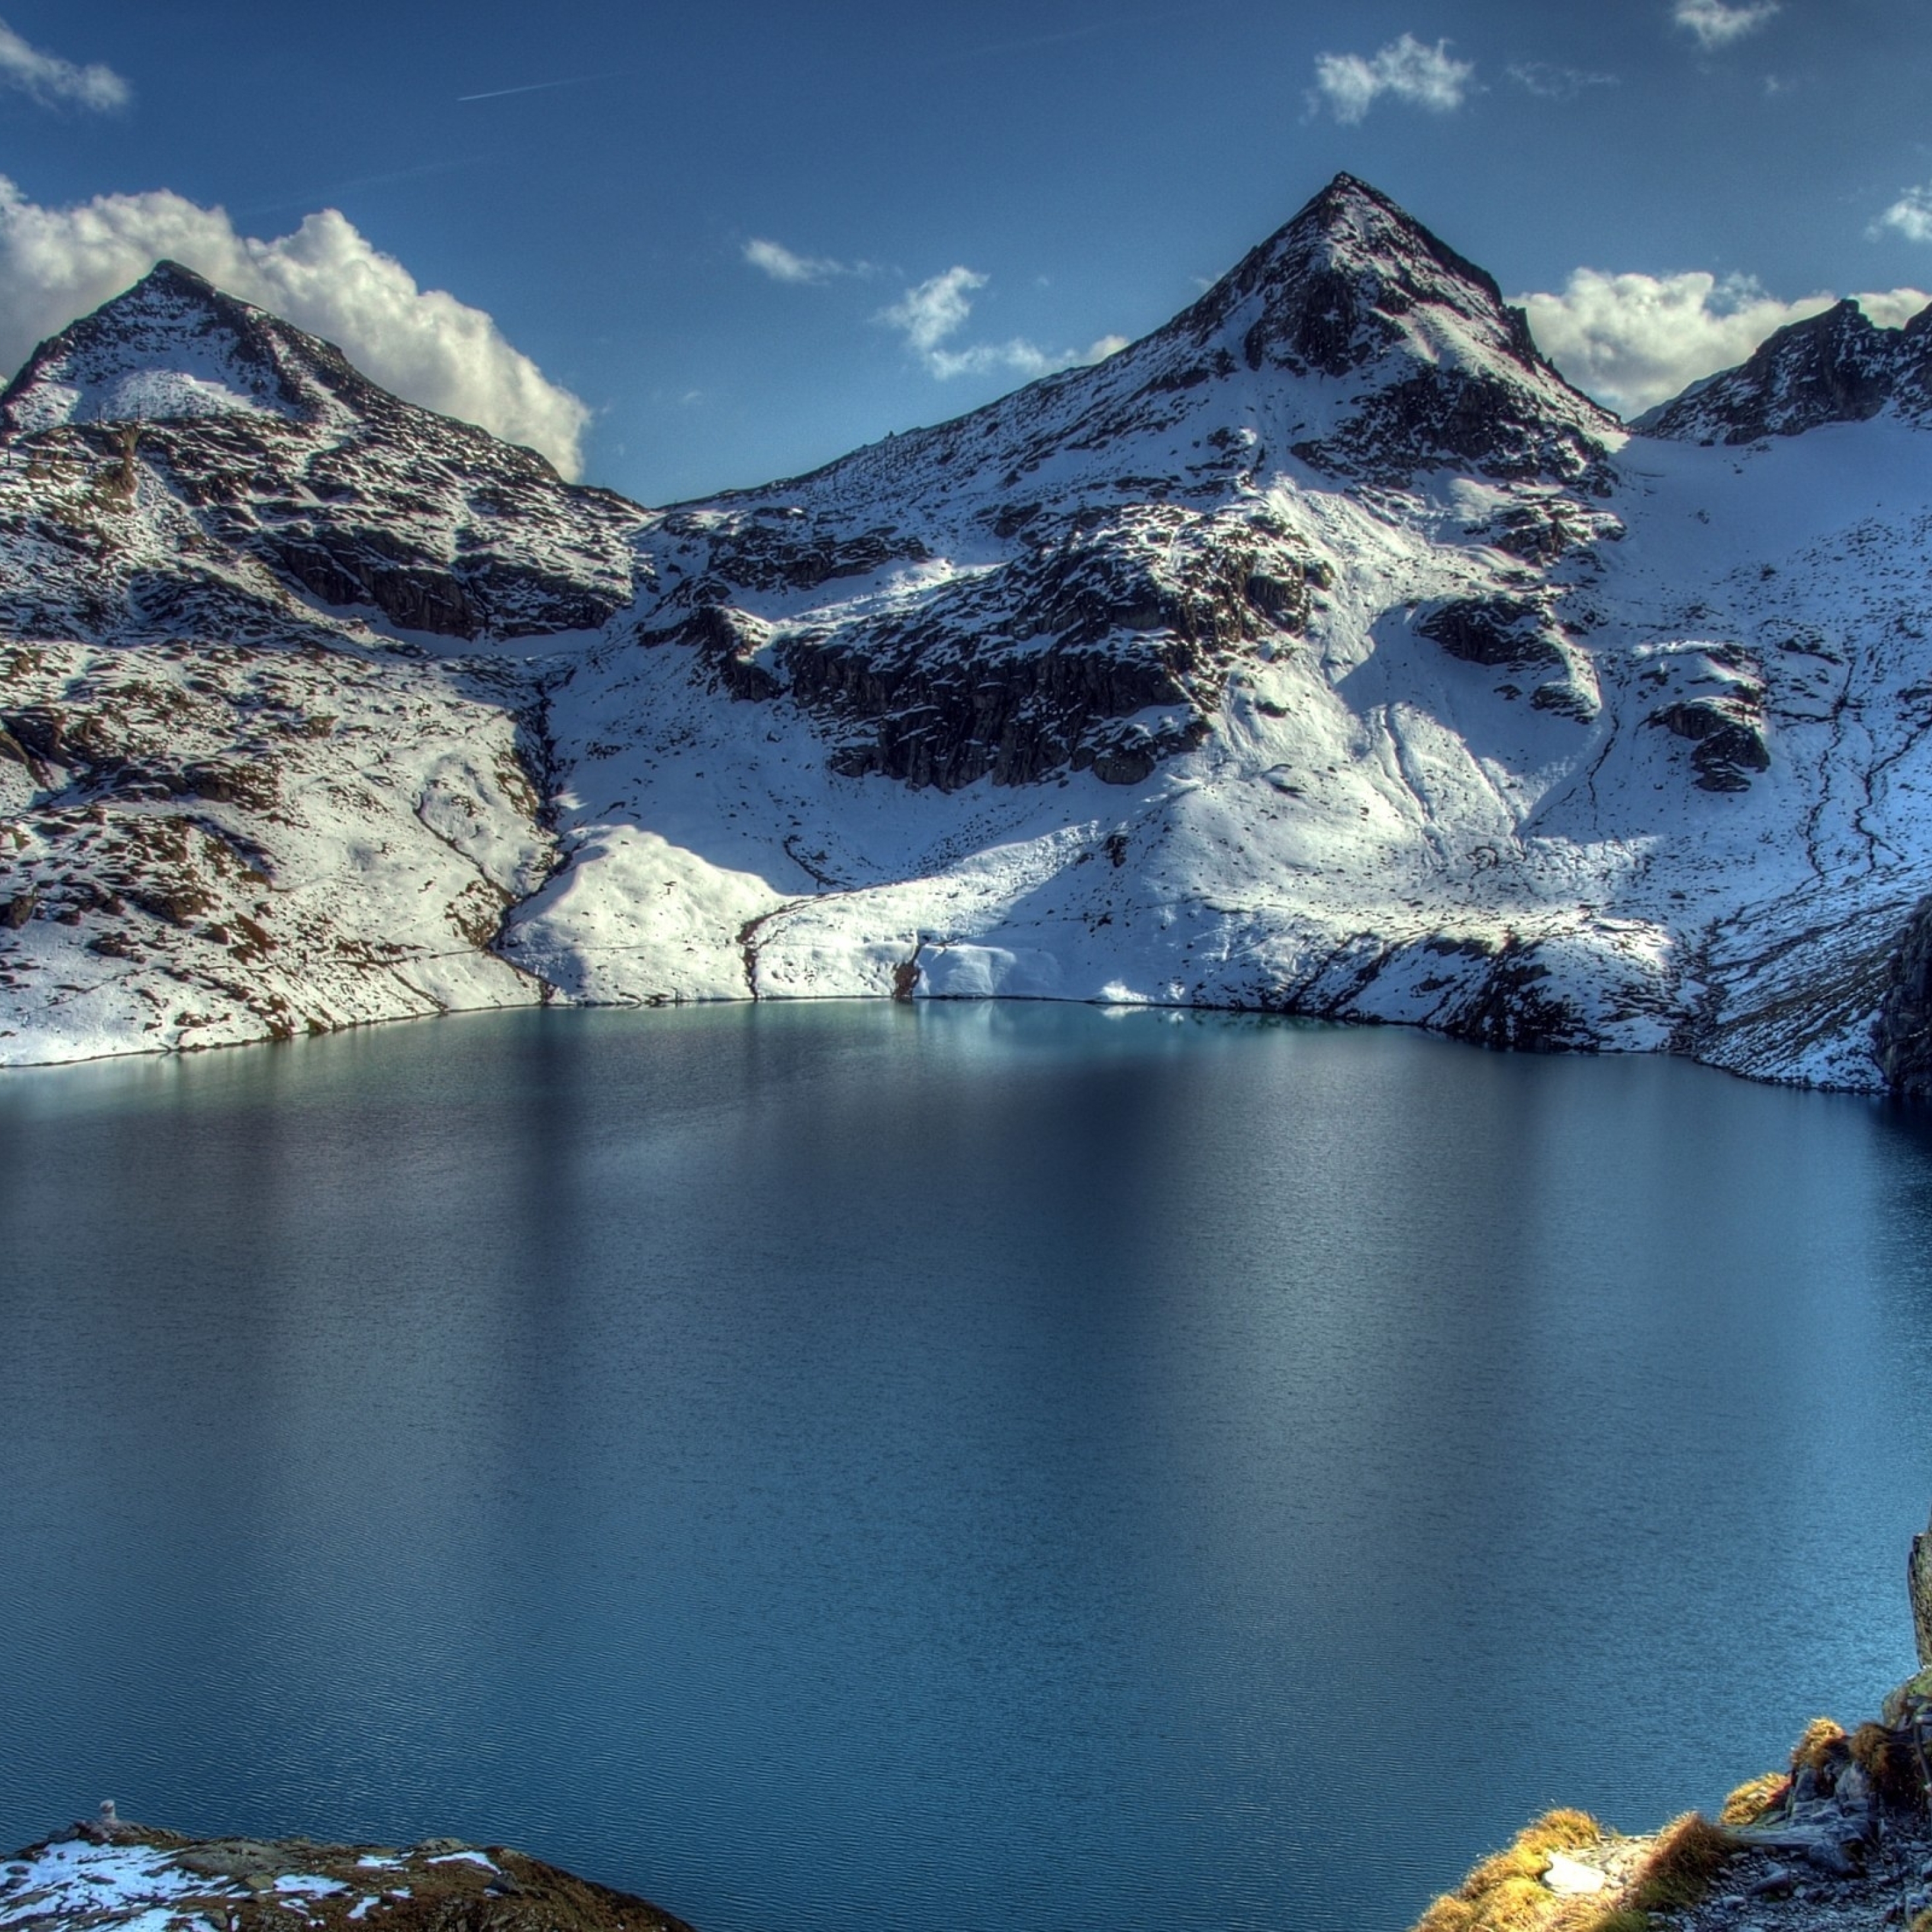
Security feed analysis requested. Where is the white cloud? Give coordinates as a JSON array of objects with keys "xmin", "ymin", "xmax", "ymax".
[
  {"xmin": 1516, "ymin": 267, "xmax": 1931, "ymax": 416},
  {"xmin": 1874, "ymin": 185, "xmax": 1932, "ymax": 244},
  {"xmin": 1672, "ymin": 0, "xmax": 1779, "ymax": 50},
  {"xmin": 0, "ymin": 177, "xmax": 589, "ymax": 475},
  {"xmin": 882, "ymin": 266, "xmax": 986, "ymax": 356},
  {"xmin": 0, "ymin": 16, "xmax": 128, "ymax": 110},
  {"xmin": 743, "ymin": 237, "xmax": 870, "ymax": 285},
  {"xmin": 1312, "ymin": 34, "xmax": 1473, "ymax": 125},
  {"xmin": 877, "ymin": 267, "xmax": 1124, "ymax": 382}
]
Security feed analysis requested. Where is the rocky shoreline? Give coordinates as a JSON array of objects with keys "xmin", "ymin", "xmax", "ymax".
[
  {"xmin": 1411, "ymin": 1521, "xmax": 1932, "ymax": 1931},
  {"xmin": 0, "ymin": 1820, "xmax": 694, "ymax": 1932}
]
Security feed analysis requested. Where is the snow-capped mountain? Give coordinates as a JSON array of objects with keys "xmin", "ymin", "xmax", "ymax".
[
  {"xmin": 0, "ymin": 258, "xmax": 644, "ymax": 641},
  {"xmin": 1639, "ymin": 294, "xmax": 1932, "ymax": 443},
  {"xmin": 4, "ymin": 173, "xmax": 1932, "ymax": 1098}
]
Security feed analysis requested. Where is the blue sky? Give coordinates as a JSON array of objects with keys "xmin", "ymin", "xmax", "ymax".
[{"xmin": 5, "ymin": 0, "xmax": 1932, "ymax": 501}]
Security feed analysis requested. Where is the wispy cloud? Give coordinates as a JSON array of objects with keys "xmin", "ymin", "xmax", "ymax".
[
  {"xmin": 1311, "ymin": 34, "xmax": 1473, "ymax": 125},
  {"xmin": 0, "ymin": 16, "xmax": 128, "ymax": 110},
  {"xmin": 742, "ymin": 237, "xmax": 872, "ymax": 285},
  {"xmin": 0, "ymin": 177, "xmax": 589, "ymax": 474},
  {"xmin": 1873, "ymin": 185, "xmax": 1932, "ymax": 245},
  {"xmin": 1506, "ymin": 61, "xmax": 1617, "ymax": 99},
  {"xmin": 1672, "ymin": 0, "xmax": 1780, "ymax": 50},
  {"xmin": 878, "ymin": 266, "xmax": 1125, "ymax": 380},
  {"xmin": 1517, "ymin": 266, "xmax": 1929, "ymax": 416}
]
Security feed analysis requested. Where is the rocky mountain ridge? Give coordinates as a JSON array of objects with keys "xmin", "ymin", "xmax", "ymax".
[
  {"xmin": 1640, "ymin": 294, "xmax": 1932, "ymax": 444},
  {"xmin": 3, "ymin": 173, "xmax": 1932, "ymax": 1094}
]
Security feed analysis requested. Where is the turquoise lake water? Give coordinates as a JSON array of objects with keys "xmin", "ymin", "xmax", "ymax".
[{"xmin": 4, "ymin": 1002, "xmax": 1932, "ymax": 1930}]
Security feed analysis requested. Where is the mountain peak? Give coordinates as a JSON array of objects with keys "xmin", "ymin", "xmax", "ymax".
[
  {"xmin": 1, "ymin": 256, "xmax": 304, "ymax": 435},
  {"xmin": 1185, "ymin": 174, "xmax": 1537, "ymax": 381},
  {"xmin": 134, "ymin": 257, "xmax": 221, "ymax": 300},
  {"xmin": 1642, "ymin": 291, "xmax": 1932, "ymax": 443},
  {"xmin": 1128, "ymin": 175, "xmax": 1619, "ymax": 485}
]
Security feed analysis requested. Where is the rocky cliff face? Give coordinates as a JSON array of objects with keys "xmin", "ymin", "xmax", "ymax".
[{"xmin": 3, "ymin": 175, "xmax": 1932, "ymax": 1091}]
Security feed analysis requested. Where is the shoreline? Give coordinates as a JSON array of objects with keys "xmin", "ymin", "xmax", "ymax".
[
  {"xmin": 1411, "ymin": 1666, "xmax": 1932, "ymax": 1931},
  {"xmin": 0, "ymin": 1820, "xmax": 696, "ymax": 1932},
  {"xmin": 0, "ymin": 986, "xmax": 1916, "ymax": 1112},
  {"xmin": 16, "ymin": 1670, "xmax": 1932, "ymax": 1932}
]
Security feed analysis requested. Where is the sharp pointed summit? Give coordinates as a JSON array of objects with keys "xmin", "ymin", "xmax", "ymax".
[
  {"xmin": 1178, "ymin": 171, "xmax": 1537, "ymax": 375},
  {"xmin": 1, "ymin": 259, "xmax": 308, "ymax": 435}
]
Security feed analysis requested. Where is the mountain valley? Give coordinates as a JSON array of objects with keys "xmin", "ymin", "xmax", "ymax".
[{"xmin": 5, "ymin": 174, "xmax": 1932, "ymax": 1094}]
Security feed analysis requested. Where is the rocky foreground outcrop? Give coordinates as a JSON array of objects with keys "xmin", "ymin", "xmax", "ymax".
[
  {"xmin": 1414, "ymin": 1520, "xmax": 1932, "ymax": 1932},
  {"xmin": 0, "ymin": 1815, "xmax": 693, "ymax": 1932}
]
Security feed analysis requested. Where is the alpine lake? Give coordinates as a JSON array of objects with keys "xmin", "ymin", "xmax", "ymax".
[{"xmin": 5, "ymin": 1000, "xmax": 1931, "ymax": 1932}]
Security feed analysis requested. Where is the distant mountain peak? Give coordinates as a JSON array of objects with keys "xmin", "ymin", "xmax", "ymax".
[
  {"xmin": 0, "ymin": 254, "xmax": 636, "ymax": 642},
  {"xmin": 1641, "ymin": 291, "xmax": 1932, "ymax": 443}
]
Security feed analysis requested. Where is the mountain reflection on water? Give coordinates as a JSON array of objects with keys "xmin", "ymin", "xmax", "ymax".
[{"xmin": 3, "ymin": 1002, "xmax": 1931, "ymax": 1932}]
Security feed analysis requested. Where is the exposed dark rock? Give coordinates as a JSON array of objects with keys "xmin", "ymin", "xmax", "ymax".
[
  {"xmin": 1436, "ymin": 938, "xmax": 1593, "ymax": 1054},
  {"xmin": 1916, "ymin": 1505, "xmax": 1932, "ymax": 1667},
  {"xmin": 177, "ymin": 761, "xmax": 281, "ymax": 810},
  {"xmin": 1418, "ymin": 596, "xmax": 1564, "ymax": 669},
  {"xmin": 668, "ymin": 604, "xmax": 783, "ymax": 702},
  {"xmin": 1529, "ymin": 678, "xmax": 1597, "ymax": 720},
  {"xmin": 1647, "ymin": 698, "xmax": 1771, "ymax": 791},
  {"xmin": 651, "ymin": 500, "xmax": 1312, "ymax": 790},
  {"xmin": 1874, "ymin": 896, "xmax": 1932, "ymax": 1104},
  {"xmin": 794, "ymin": 628, "xmax": 1206, "ymax": 789},
  {"xmin": 664, "ymin": 512, "xmax": 928, "ymax": 595},
  {"xmin": 1293, "ymin": 367, "xmax": 1610, "ymax": 488},
  {"xmin": 3, "ymin": 706, "xmax": 69, "ymax": 764}
]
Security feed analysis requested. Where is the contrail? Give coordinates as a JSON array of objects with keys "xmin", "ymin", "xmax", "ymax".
[{"xmin": 457, "ymin": 75, "xmax": 595, "ymax": 102}]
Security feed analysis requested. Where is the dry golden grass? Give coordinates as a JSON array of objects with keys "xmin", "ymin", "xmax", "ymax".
[
  {"xmin": 1516, "ymin": 1811, "xmax": 1601, "ymax": 1854},
  {"xmin": 1468, "ymin": 1876, "xmax": 1552, "ymax": 1931},
  {"xmin": 1717, "ymin": 1769, "xmax": 1789, "ymax": 1825},
  {"xmin": 1789, "ymin": 1715, "xmax": 1848, "ymax": 1774},
  {"xmin": 1413, "ymin": 1896, "xmax": 1477, "ymax": 1931},
  {"xmin": 1406, "ymin": 1812, "xmax": 1610, "ymax": 1932},
  {"xmin": 1623, "ymin": 1812, "xmax": 1738, "ymax": 1914}
]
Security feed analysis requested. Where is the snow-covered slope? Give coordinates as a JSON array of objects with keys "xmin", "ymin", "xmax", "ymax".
[{"xmin": 4, "ymin": 175, "xmax": 1932, "ymax": 1094}]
